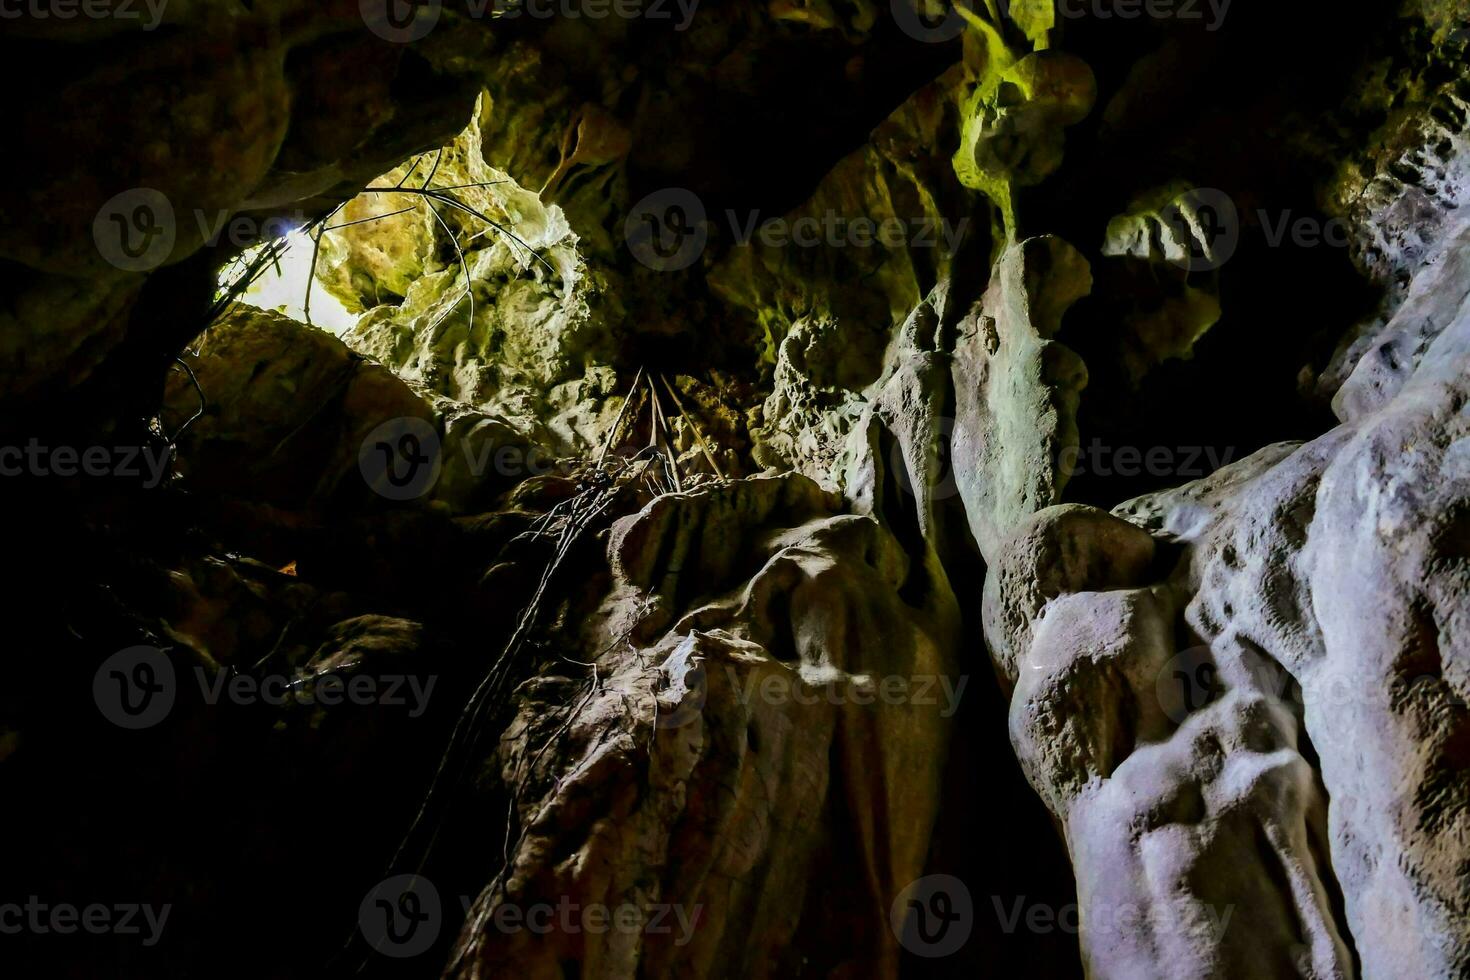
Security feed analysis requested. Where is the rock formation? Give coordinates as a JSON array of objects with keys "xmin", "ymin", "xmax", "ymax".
[{"xmin": 3, "ymin": 2, "xmax": 1469, "ymax": 979}]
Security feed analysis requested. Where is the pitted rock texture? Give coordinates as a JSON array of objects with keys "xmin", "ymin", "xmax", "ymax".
[
  {"xmin": 318, "ymin": 95, "xmax": 626, "ymax": 455},
  {"xmin": 987, "ymin": 505, "xmax": 1354, "ymax": 979},
  {"xmin": 986, "ymin": 210, "xmax": 1470, "ymax": 977}
]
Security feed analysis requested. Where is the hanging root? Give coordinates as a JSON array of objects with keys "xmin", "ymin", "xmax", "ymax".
[
  {"xmin": 296, "ymin": 150, "xmax": 551, "ymax": 337},
  {"xmin": 358, "ymin": 186, "xmax": 557, "ymax": 278},
  {"xmin": 339, "ymin": 363, "xmax": 729, "ymax": 972}
]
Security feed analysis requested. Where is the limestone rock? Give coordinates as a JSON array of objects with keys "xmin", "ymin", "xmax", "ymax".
[
  {"xmin": 954, "ymin": 50, "xmax": 1097, "ymax": 198},
  {"xmin": 17, "ymin": 3, "xmax": 1470, "ymax": 979},
  {"xmin": 986, "ymin": 206, "xmax": 1470, "ymax": 976},
  {"xmin": 451, "ymin": 474, "xmax": 963, "ymax": 979},
  {"xmin": 951, "ymin": 235, "xmax": 1091, "ymax": 561},
  {"xmin": 1332, "ymin": 214, "xmax": 1470, "ymax": 422},
  {"xmin": 0, "ymin": 4, "xmax": 487, "ymax": 418},
  {"xmin": 987, "ymin": 502, "xmax": 1356, "ymax": 978},
  {"xmin": 162, "ymin": 307, "xmax": 436, "ymax": 510},
  {"xmin": 981, "ymin": 504, "xmax": 1157, "ymax": 688},
  {"xmin": 0, "ymin": 268, "xmax": 140, "ymax": 407},
  {"xmin": 1313, "ymin": 22, "xmax": 1470, "ymax": 403},
  {"xmin": 708, "ymin": 64, "xmax": 974, "ymax": 372}
]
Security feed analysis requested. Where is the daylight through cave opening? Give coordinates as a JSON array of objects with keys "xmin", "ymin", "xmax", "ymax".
[{"xmin": 4, "ymin": 3, "xmax": 1470, "ymax": 978}]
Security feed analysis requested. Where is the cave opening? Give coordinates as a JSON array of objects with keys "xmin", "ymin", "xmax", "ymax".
[{"xmin": 4, "ymin": 3, "xmax": 1470, "ymax": 979}]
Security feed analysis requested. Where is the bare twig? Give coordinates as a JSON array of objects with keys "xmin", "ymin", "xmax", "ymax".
[
  {"xmin": 303, "ymin": 204, "xmax": 345, "ymax": 328},
  {"xmin": 359, "ymin": 186, "xmax": 556, "ymax": 277},
  {"xmin": 453, "ymin": 579, "xmax": 659, "ymax": 976},
  {"xmin": 393, "ymin": 154, "xmax": 425, "ymax": 190},
  {"xmin": 166, "ymin": 358, "xmax": 206, "ymax": 444},
  {"xmin": 207, "ymin": 235, "xmax": 293, "ymax": 325},
  {"xmin": 659, "ymin": 374, "xmax": 725, "ymax": 481},
  {"xmin": 646, "ymin": 376, "xmax": 681, "ymax": 493},
  {"xmin": 323, "ymin": 206, "xmax": 417, "ymax": 232},
  {"xmin": 596, "ymin": 366, "xmax": 645, "ymax": 469},
  {"xmin": 382, "ymin": 479, "xmax": 627, "ymax": 888},
  {"xmin": 420, "ymin": 147, "xmax": 445, "ymax": 189},
  {"xmin": 425, "ymin": 179, "xmax": 512, "ymax": 192},
  {"xmin": 420, "ymin": 198, "xmax": 475, "ymax": 335}
]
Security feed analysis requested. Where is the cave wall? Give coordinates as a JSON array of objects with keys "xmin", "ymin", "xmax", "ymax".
[{"xmin": 3, "ymin": 2, "xmax": 1470, "ymax": 979}]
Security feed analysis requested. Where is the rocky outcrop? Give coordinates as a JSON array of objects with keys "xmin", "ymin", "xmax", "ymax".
[
  {"xmin": 11, "ymin": 3, "xmax": 1470, "ymax": 980},
  {"xmin": 451, "ymin": 472, "xmax": 963, "ymax": 979},
  {"xmin": 317, "ymin": 97, "xmax": 623, "ymax": 453},
  {"xmin": 0, "ymin": 3, "xmax": 487, "ymax": 425},
  {"xmin": 986, "ymin": 205, "xmax": 1470, "ymax": 976},
  {"xmin": 987, "ymin": 502, "xmax": 1355, "ymax": 979},
  {"xmin": 950, "ymin": 235, "xmax": 1090, "ymax": 560},
  {"xmin": 162, "ymin": 306, "xmax": 437, "ymax": 511}
]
